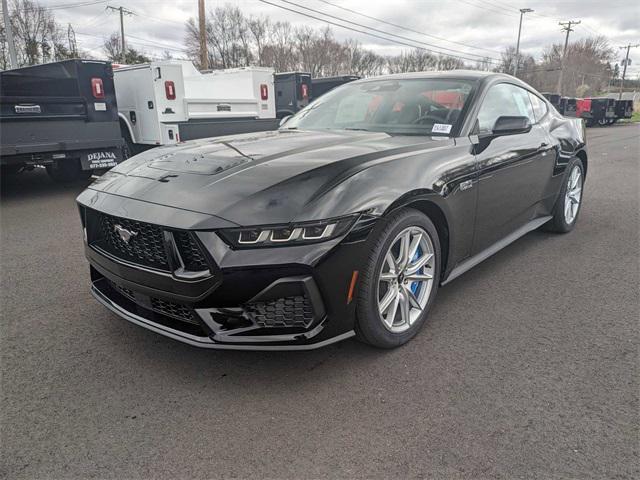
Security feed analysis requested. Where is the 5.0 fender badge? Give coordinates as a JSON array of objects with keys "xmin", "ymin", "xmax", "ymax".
[{"xmin": 460, "ymin": 180, "xmax": 474, "ymax": 191}]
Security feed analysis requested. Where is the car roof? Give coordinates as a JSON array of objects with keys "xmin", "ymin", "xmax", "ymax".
[{"xmin": 354, "ymin": 70, "xmax": 506, "ymax": 83}]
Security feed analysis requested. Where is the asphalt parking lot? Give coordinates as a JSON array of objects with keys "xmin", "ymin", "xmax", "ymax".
[{"xmin": 1, "ymin": 123, "xmax": 638, "ymax": 479}]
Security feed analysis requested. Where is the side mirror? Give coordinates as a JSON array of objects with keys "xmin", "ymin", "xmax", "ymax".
[
  {"xmin": 279, "ymin": 115, "xmax": 292, "ymax": 127},
  {"xmin": 492, "ymin": 116, "xmax": 532, "ymax": 136}
]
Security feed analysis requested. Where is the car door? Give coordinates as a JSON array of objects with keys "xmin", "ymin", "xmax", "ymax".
[{"xmin": 471, "ymin": 82, "xmax": 552, "ymax": 254}]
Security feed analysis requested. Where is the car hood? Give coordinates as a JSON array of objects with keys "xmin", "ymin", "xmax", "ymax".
[{"xmin": 88, "ymin": 129, "xmax": 454, "ymax": 225}]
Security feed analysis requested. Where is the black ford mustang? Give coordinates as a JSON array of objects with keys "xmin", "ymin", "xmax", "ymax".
[{"xmin": 77, "ymin": 71, "xmax": 587, "ymax": 350}]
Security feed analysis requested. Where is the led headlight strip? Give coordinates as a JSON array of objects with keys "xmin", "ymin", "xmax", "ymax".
[{"xmin": 217, "ymin": 215, "xmax": 358, "ymax": 249}]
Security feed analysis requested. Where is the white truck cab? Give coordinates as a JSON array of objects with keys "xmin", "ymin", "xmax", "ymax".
[{"xmin": 113, "ymin": 61, "xmax": 277, "ymax": 152}]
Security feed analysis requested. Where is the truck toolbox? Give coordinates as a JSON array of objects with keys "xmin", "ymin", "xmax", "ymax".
[
  {"xmin": 0, "ymin": 59, "xmax": 124, "ymax": 181},
  {"xmin": 114, "ymin": 61, "xmax": 278, "ymax": 150}
]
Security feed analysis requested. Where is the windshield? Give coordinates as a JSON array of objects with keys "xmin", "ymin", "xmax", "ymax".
[{"xmin": 283, "ymin": 78, "xmax": 475, "ymax": 136}]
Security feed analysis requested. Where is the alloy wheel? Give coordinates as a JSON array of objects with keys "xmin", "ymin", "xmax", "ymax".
[
  {"xmin": 564, "ymin": 165, "xmax": 583, "ymax": 224},
  {"xmin": 376, "ymin": 226, "xmax": 435, "ymax": 333}
]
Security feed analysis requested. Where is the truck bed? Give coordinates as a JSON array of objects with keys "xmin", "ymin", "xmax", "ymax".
[{"xmin": 0, "ymin": 60, "xmax": 124, "ymax": 171}]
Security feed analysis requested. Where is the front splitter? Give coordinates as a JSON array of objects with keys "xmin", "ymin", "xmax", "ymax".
[{"xmin": 91, "ymin": 285, "xmax": 355, "ymax": 351}]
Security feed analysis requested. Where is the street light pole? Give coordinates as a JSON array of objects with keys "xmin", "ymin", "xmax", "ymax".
[{"xmin": 513, "ymin": 8, "xmax": 533, "ymax": 77}]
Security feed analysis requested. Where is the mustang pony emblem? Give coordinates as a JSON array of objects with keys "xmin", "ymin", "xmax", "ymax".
[{"xmin": 113, "ymin": 224, "xmax": 138, "ymax": 244}]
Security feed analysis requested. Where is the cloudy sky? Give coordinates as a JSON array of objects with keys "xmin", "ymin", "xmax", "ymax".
[{"xmin": 49, "ymin": 0, "xmax": 640, "ymax": 76}]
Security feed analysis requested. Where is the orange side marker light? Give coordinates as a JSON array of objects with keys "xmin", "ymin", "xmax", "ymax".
[{"xmin": 347, "ymin": 270, "xmax": 359, "ymax": 304}]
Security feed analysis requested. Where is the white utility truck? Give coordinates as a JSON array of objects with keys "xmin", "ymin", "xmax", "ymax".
[{"xmin": 113, "ymin": 61, "xmax": 278, "ymax": 154}]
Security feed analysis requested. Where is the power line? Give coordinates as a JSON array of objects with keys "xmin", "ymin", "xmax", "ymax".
[
  {"xmin": 455, "ymin": 0, "xmax": 519, "ymax": 18},
  {"xmin": 126, "ymin": 34, "xmax": 187, "ymax": 52},
  {"xmin": 474, "ymin": 0, "xmax": 605, "ymax": 39},
  {"xmin": 279, "ymin": 0, "xmax": 501, "ymax": 60},
  {"xmin": 20, "ymin": 0, "xmax": 109, "ymax": 12},
  {"xmin": 260, "ymin": 0, "xmax": 502, "ymax": 64},
  {"xmin": 316, "ymin": 0, "xmax": 502, "ymax": 55},
  {"xmin": 76, "ymin": 31, "xmax": 186, "ymax": 53},
  {"xmin": 143, "ymin": 13, "xmax": 187, "ymax": 27}
]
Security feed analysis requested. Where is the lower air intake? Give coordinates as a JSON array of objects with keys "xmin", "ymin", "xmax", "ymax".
[{"xmin": 244, "ymin": 295, "xmax": 314, "ymax": 328}]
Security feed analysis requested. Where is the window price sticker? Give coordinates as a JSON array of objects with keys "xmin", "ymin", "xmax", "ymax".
[{"xmin": 432, "ymin": 123, "xmax": 452, "ymax": 134}]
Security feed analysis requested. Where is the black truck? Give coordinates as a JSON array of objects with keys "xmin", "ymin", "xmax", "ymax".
[
  {"xmin": 559, "ymin": 97, "xmax": 577, "ymax": 117},
  {"xmin": 583, "ymin": 97, "xmax": 617, "ymax": 126},
  {"xmin": 613, "ymin": 99, "xmax": 634, "ymax": 122},
  {"xmin": 274, "ymin": 73, "xmax": 360, "ymax": 119},
  {"xmin": 541, "ymin": 92, "xmax": 562, "ymax": 113},
  {"xmin": 310, "ymin": 75, "xmax": 360, "ymax": 101},
  {"xmin": 274, "ymin": 72, "xmax": 312, "ymax": 119},
  {"xmin": 0, "ymin": 59, "xmax": 124, "ymax": 182}
]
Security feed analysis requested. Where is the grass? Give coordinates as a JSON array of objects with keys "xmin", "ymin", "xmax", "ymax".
[{"xmin": 619, "ymin": 110, "xmax": 640, "ymax": 123}]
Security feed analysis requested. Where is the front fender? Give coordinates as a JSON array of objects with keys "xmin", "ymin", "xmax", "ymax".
[{"xmin": 296, "ymin": 138, "xmax": 478, "ymax": 271}]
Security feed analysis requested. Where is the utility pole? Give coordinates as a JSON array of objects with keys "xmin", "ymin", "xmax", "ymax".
[
  {"xmin": 556, "ymin": 20, "xmax": 580, "ymax": 95},
  {"xmin": 618, "ymin": 43, "xmax": 640, "ymax": 100},
  {"xmin": 513, "ymin": 8, "xmax": 533, "ymax": 77},
  {"xmin": 198, "ymin": 0, "xmax": 208, "ymax": 70},
  {"xmin": 68, "ymin": 24, "xmax": 78, "ymax": 58},
  {"xmin": 106, "ymin": 5, "xmax": 134, "ymax": 63},
  {"xmin": 2, "ymin": 0, "xmax": 17, "ymax": 68}
]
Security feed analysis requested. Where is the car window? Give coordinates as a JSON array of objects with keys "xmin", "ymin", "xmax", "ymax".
[
  {"xmin": 528, "ymin": 92, "xmax": 548, "ymax": 122},
  {"xmin": 476, "ymin": 83, "xmax": 535, "ymax": 133},
  {"xmin": 284, "ymin": 79, "xmax": 475, "ymax": 136}
]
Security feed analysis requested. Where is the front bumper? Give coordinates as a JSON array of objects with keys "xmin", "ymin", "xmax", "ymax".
[
  {"xmin": 91, "ymin": 277, "xmax": 355, "ymax": 350},
  {"xmin": 78, "ymin": 194, "xmax": 375, "ymax": 350}
]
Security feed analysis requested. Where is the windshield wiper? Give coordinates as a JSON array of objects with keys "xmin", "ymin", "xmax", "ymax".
[{"xmin": 343, "ymin": 127, "xmax": 370, "ymax": 132}]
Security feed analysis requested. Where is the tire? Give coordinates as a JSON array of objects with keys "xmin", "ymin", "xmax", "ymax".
[
  {"xmin": 121, "ymin": 127, "xmax": 137, "ymax": 160},
  {"xmin": 543, "ymin": 158, "xmax": 585, "ymax": 233},
  {"xmin": 46, "ymin": 159, "xmax": 83, "ymax": 183},
  {"xmin": 356, "ymin": 208, "xmax": 441, "ymax": 348}
]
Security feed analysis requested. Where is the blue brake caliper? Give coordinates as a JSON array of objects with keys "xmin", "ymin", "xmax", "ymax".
[{"xmin": 410, "ymin": 247, "xmax": 422, "ymax": 294}]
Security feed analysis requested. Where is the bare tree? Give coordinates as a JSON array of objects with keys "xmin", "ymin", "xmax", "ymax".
[
  {"xmin": 263, "ymin": 20, "xmax": 296, "ymax": 72},
  {"xmin": 436, "ymin": 55, "xmax": 465, "ymax": 71},
  {"xmin": 539, "ymin": 36, "xmax": 615, "ymax": 96},
  {"xmin": 1, "ymin": 0, "xmax": 87, "ymax": 68},
  {"xmin": 103, "ymin": 32, "xmax": 150, "ymax": 64},
  {"xmin": 345, "ymin": 40, "xmax": 385, "ymax": 77},
  {"xmin": 387, "ymin": 49, "xmax": 442, "ymax": 74},
  {"xmin": 247, "ymin": 16, "xmax": 269, "ymax": 67}
]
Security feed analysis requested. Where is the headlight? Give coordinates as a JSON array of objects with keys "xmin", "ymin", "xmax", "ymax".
[{"xmin": 217, "ymin": 215, "xmax": 359, "ymax": 249}]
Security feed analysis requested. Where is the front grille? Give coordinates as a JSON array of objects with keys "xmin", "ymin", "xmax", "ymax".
[
  {"xmin": 151, "ymin": 297, "xmax": 199, "ymax": 325},
  {"xmin": 174, "ymin": 231, "xmax": 209, "ymax": 271},
  {"xmin": 245, "ymin": 295, "xmax": 314, "ymax": 328},
  {"xmin": 90, "ymin": 211, "xmax": 212, "ymax": 274},
  {"xmin": 99, "ymin": 277, "xmax": 206, "ymax": 337},
  {"xmin": 112, "ymin": 281, "xmax": 135, "ymax": 302},
  {"xmin": 98, "ymin": 213, "xmax": 169, "ymax": 270},
  {"xmin": 107, "ymin": 278, "xmax": 199, "ymax": 326}
]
